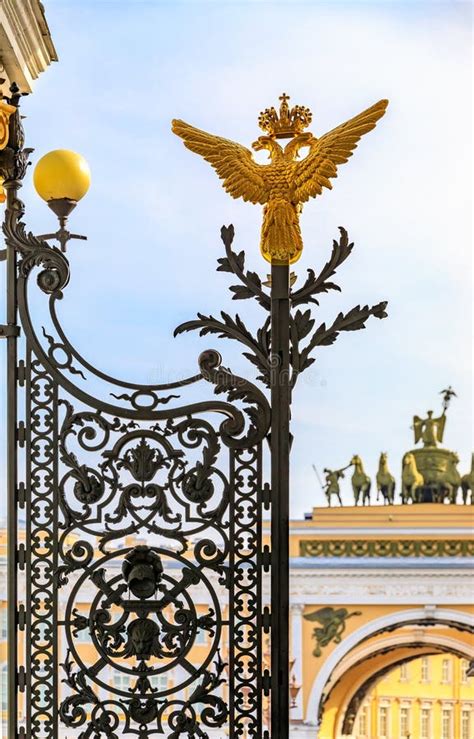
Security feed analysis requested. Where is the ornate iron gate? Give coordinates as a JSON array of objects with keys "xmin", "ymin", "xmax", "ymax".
[
  {"xmin": 1, "ymin": 89, "xmax": 388, "ymax": 738},
  {"xmin": 5, "ymin": 211, "xmax": 270, "ymax": 738}
]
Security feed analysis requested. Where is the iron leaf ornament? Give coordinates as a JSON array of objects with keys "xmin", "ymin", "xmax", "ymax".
[{"xmin": 175, "ymin": 225, "xmax": 388, "ymax": 390}]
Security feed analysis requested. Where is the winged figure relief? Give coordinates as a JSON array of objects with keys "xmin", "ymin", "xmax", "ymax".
[
  {"xmin": 172, "ymin": 95, "xmax": 388, "ymax": 264},
  {"xmin": 304, "ymin": 606, "xmax": 362, "ymax": 656}
]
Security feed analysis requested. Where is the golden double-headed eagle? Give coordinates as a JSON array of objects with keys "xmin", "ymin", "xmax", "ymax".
[{"xmin": 172, "ymin": 93, "xmax": 388, "ymax": 264}]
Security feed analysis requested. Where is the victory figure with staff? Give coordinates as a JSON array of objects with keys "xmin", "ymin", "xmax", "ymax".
[
  {"xmin": 406, "ymin": 387, "xmax": 461, "ymax": 503},
  {"xmin": 322, "ymin": 466, "xmax": 349, "ymax": 507},
  {"xmin": 412, "ymin": 409, "xmax": 446, "ymax": 448},
  {"xmin": 412, "ymin": 387, "xmax": 457, "ymax": 448}
]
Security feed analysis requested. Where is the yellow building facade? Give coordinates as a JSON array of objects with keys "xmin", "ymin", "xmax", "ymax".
[
  {"xmin": 277, "ymin": 503, "xmax": 474, "ymax": 738},
  {"xmin": 357, "ymin": 654, "xmax": 473, "ymax": 739}
]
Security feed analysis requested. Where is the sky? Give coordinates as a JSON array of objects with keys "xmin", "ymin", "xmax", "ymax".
[{"xmin": 0, "ymin": 0, "xmax": 472, "ymax": 516}]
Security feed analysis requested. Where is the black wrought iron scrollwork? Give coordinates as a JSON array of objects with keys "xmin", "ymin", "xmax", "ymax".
[
  {"xmin": 176, "ymin": 225, "xmax": 387, "ymax": 390},
  {"xmin": 57, "ymin": 537, "xmax": 229, "ymax": 737},
  {"xmin": 27, "ymin": 356, "xmax": 58, "ymax": 736},
  {"xmin": 198, "ymin": 349, "xmax": 270, "ymax": 448},
  {"xmin": 0, "ymin": 158, "xmax": 271, "ymax": 739},
  {"xmin": 5, "ymin": 86, "xmax": 388, "ymax": 737},
  {"xmin": 3, "ymin": 197, "xmax": 70, "ymax": 293},
  {"xmin": 6, "ymin": 188, "xmax": 269, "ymax": 736}
]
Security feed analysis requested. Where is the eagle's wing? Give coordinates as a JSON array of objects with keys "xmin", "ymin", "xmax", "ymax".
[
  {"xmin": 172, "ymin": 119, "xmax": 269, "ymax": 204},
  {"xmin": 292, "ymin": 99, "xmax": 388, "ymax": 203},
  {"xmin": 303, "ymin": 607, "xmax": 334, "ymax": 625}
]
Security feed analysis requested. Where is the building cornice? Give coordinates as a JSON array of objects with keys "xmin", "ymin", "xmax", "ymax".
[
  {"xmin": 280, "ymin": 527, "xmax": 474, "ymax": 535},
  {"xmin": 0, "ymin": 0, "xmax": 57, "ymax": 92},
  {"xmin": 284, "ymin": 568, "xmax": 474, "ymax": 605},
  {"xmin": 299, "ymin": 539, "xmax": 474, "ymax": 559},
  {"xmin": 290, "ymin": 557, "xmax": 474, "ymax": 569}
]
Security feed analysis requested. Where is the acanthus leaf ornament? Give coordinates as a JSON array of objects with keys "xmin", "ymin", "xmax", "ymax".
[
  {"xmin": 176, "ymin": 225, "xmax": 388, "ymax": 392},
  {"xmin": 172, "ymin": 95, "xmax": 388, "ymax": 264}
]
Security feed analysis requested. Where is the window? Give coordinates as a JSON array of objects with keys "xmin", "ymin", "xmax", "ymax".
[
  {"xmin": 149, "ymin": 674, "xmax": 167, "ymax": 693},
  {"xmin": 421, "ymin": 707, "xmax": 431, "ymax": 739},
  {"xmin": 1, "ymin": 664, "xmax": 7, "ymax": 712},
  {"xmin": 441, "ymin": 658, "xmax": 451, "ymax": 683},
  {"xmin": 0, "ymin": 609, "xmax": 7, "ymax": 640},
  {"xmin": 400, "ymin": 706, "xmax": 410, "ymax": 736},
  {"xmin": 358, "ymin": 705, "xmax": 368, "ymax": 736},
  {"xmin": 461, "ymin": 710, "xmax": 471, "ymax": 739},
  {"xmin": 379, "ymin": 706, "xmax": 389, "ymax": 737},
  {"xmin": 461, "ymin": 659, "xmax": 470, "ymax": 684},
  {"xmin": 113, "ymin": 673, "xmax": 131, "ymax": 692},
  {"xmin": 399, "ymin": 662, "xmax": 409, "ymax": 681},
  {"xmin": 442, "ymin": 709, "xmax": 452, "ymax": 739},
  {"xmin": 421, "ymin": 656, "xmax": 430, "ymax": 682}
]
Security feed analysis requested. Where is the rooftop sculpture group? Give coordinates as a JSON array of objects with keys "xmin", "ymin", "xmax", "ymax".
[{"xmin": 318, "ymin": 388, "xmax": 473, "ymax": 506}]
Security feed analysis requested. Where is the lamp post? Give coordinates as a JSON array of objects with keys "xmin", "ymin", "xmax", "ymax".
[
  {"xmin": 1, "ymin": 85, "xmax": 387, "ymax": 738},
  {"xmin": 33, "ymin": 149, "xmax": 90, "ymax": 251}
]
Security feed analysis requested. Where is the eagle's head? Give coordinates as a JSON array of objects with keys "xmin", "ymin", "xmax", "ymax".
[{"xmin": 251, "ymin": 135, "xmax": 283, "ymax": 161}]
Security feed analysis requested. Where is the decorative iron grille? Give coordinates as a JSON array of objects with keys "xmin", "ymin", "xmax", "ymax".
[
  {"xmin": 1, "ymin": 92, "xmax": 387, "ymax": 738},
  {"xmin": 6, "ymin": 196, "xmax": 270, "ymax": 737}
]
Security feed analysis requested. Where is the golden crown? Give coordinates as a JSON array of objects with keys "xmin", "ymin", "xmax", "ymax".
[{"xmin": 258, "ymin": 93, "xmax": 312, "ymax": 139}]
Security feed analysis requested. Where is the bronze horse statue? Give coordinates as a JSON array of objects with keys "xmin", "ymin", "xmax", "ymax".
[
  {"xmin": 401, "ymin": 453, "xmax": 424, "ymax": 503},
  {"xmin": 376, "ymin": 452, "xmax": 395, "ymax": 505},
  {"xmin": 350, "ymin": 455, "xmax": 371, "ymax": 506},
  {"xmin": 461, "ymin": 453, "xmax": 474, "ymax": 504}
]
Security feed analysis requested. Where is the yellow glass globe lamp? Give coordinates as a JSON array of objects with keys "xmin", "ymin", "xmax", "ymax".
[
  {"xmin": 33, "ymin": 149, "xmax": 91, "ymax": 203},
  {"xmin": 33, "ymin": 150, "xmax": 91, "ymax": 252}
]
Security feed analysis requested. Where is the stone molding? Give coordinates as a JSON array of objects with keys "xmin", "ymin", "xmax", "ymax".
[
  {"xmin": 0, "ymin": 0, "xmax": 57, "ymax": 92},
  {"xmin": 300, "ymin": 538, "xmax": 474, "ymax": 557},
  {"xmin": 284, "ymin": 569, "xmax": 474, "ymax": 605}
]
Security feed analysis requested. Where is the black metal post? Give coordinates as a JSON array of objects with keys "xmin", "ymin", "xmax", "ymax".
[
  {"xmin": 5, "ymin": 178, "xmax": 20, "ymax": 739},
  {"xmin": 270, "ymin": 262, "xmax": 290, "ymax": 738}
]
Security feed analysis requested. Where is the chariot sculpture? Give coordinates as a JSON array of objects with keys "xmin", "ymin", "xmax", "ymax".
[{"xmin": 317, "ymin": 388, "xmax": 471, "ymax": 507}]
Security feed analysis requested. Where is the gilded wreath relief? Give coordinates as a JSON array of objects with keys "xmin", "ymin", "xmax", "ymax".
[{"xmin": 172, "ymin": 94, "xmax": 388, "ymax": 264}]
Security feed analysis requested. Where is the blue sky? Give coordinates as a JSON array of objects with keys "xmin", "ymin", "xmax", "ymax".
[{"xmin": 1, "ymin": 0, "xmax": 472, "ymax": 515}]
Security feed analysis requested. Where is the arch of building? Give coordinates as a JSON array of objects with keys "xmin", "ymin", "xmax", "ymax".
[
  {"xmin": 305, "ymin": 607, "xmax": 474, "ymax": 738},
  {"xmin": 336, "ymin": 639, "xmax": 472, "ymax": 737}
]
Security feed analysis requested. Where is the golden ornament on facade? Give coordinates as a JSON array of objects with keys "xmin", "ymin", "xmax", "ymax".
[
  {"xmin": 0, "ymin": 98, "xmax": 16, "ymax": 150},
  {"xmin": 172, "ymin": 94, "xmax": 388, "ymax": 264},
  {"xmin": 0, "ymin": 98, "xmax": 16, "ymax": 203}
]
